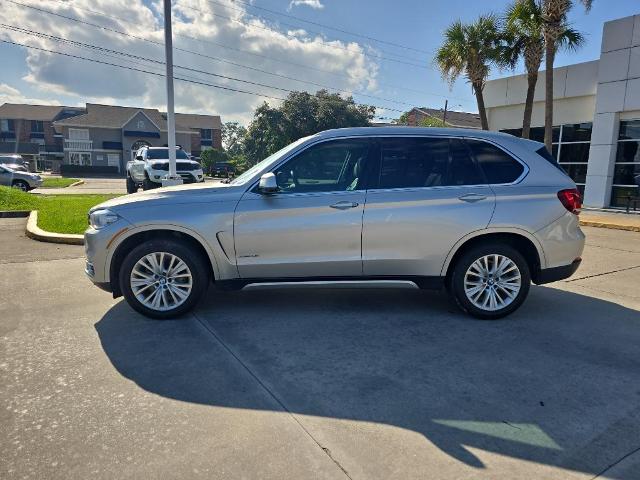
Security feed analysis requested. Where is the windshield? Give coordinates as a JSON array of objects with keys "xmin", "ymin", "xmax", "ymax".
[
  {"xmin": 146, "ymin": 149, "xmax": 190, "ymax": 160},
  {"xmin": 230, "ymin": 136, "xmax": 310, "ymax": 185}
]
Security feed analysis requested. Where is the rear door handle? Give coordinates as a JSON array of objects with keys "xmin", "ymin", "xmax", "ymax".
[
  {"xmin": 330, "ymin": 201, "xmax": 359, "ymax": 210},
  {"xmin": 458, "ymin": 193, "xmax": 487, "ymax": 203}
]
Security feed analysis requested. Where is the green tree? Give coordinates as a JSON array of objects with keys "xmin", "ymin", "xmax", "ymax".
[
  {"xmin": 435, "ymin": 15, "xmax": 504, "ymax": 130},
  {"xmin": 503, "ymin": 0, "xmax": 584, "ymax": 139},
  {"xmin": 221, "ymin": 121, "xmax": 247, "ymax": 158},
  {"xmin": 419, "ymin": 116, "xmax": 446, "ymax": 127},
  {"xmin": 541, "ymin": 0, "xmax": 592, "ymax": 149},
  {"xmin": 244, "ymin": 90, "xmax": 375, "ymax": 164}
]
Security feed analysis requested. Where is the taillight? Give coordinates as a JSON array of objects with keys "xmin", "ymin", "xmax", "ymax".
[{"xmin": 557, "ymin": 188, "xmax": 582, "ymax": 215}]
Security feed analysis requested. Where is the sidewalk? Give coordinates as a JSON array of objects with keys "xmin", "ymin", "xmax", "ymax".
[{"xmin": 580, "ymin": 210, "xmax": 640, "ymax": 232}]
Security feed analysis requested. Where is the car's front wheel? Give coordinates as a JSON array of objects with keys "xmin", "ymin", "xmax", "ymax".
[
  {"xmin": 12, "ymin": 180, "xmax": 30, "ymax": 192},
  {"xmin": 119, "ymin": 239, "xmax": 209, "ymax": 319},
  {"xmin": 450, "ymin": 244, "xmax": 531, "ymax": 320},
  {"xmin": 126, "ymin": 176, "xmax": 138, "ymax": 194}
]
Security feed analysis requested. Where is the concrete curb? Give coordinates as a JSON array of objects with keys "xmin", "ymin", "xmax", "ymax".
[
  {"xmin": 0, "ymin": 210, "xmax": 31, "ymax": 218},
  {"xmin": 25, "ymin": 211, "xmax": 84, "ymax": 245},
  {"xmin": 69, "ymin": 179, "xmax": 85, "ymax": 187},
  {"xmin": 580, "ymin": 220, "xmax": 640, "ymax": 233}
]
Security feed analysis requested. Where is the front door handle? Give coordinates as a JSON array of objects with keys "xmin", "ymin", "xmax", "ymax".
[
  {"xmin": 330, "ymin": 201, "xmax": 359, "ymax": 210},
  {"xmin": 458, "ymin": 193, "xmax": 487, "ymax": 203}
]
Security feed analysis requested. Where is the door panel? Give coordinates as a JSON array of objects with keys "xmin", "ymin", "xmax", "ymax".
[
  {"xmin": 362, "ymin": 186, "xmax": 495, "ymax": 276},
  {"xmin": 233, "ymin": 138, "xmax": 371, "ymax": 279},
  {"xmin": 0, "ymin": 167, "xmax": 11, "ymax": 187},
  {"xmin": 362, "ymin": 137, "xmax": 495, "ymax": 277},
  {"xmin": 234, "ymin": 191, "xmax": 365, "ymax": 278}
]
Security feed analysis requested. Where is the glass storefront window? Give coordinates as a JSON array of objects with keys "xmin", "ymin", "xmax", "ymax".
[
  {"xmin": 561, "ymin": 123, "xmax": 592, "ymax": 142},
  {"xmin": 611, "ymin": 121, "xmax": 640, "ymax": 208},
  {"xmin": 618, "ymin": 120, "xmax": 640, "ymax": 140}
]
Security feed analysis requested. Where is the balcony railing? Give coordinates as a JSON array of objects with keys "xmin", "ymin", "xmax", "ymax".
[
  {"xmin": 64, "ymin": 139, "xmax": 93, "ymax": 151},
  {"xmin": 39, "ymin": 144, "xmax": 63, "ymax": 153}
]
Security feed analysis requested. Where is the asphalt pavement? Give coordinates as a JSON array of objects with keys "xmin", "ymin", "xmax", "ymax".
[{"xmin": 1, "ymin": 220, "xmax": 639, "ymax": 479}]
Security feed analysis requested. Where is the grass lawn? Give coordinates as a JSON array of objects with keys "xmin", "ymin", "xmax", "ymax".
[
  {"xmin": 40, "ymin": 177, "xmax": 80, "ymax": 188},
  {"xmin": 0, "ymin": 186, "xmax": 118, "ymax": 234}
]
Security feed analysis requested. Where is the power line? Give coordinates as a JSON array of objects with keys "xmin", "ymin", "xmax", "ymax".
[
  {"xmin": 183, "ymin": 0, "xmax": 427, "ymax": 65},
  {"xmin": 226, "ymin": 0, "xmax": 433, "ymax": 55},
  {"xmin": 4, "ymin": 23, "xmax": 421, "ymax": 111},
  {"xmin": 12, "ymin": 0, "xmax": 463, "ymax": 102},
  {"xmin": 0, "ymin": 38, "xmax": 290, "ymax": 101},
  {"xmin": 0, "ymin": 35, "xmax": 411, "ymax": 115}
]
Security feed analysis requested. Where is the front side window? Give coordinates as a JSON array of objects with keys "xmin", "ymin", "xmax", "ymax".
[
  {"xmin": 467, "ymin": 139, "xmax": 524, "ymax": 184},
  {"xmin": 374, "ymin": 137, "xmax": 484, "ymax": 189},
  {"xmin": 273, "ymin": 139, "xmax": 370, "ymax": 193}
]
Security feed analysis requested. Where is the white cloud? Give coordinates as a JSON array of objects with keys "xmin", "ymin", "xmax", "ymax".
[
  {"xmin": 1, "ymin": 0, "xmax": 376, "ymax": 125},
  {"xmin": 0, "ymin": 83, "xmax": 61, "ymax": 105},
  {"xmin": 288, "ymin": 0, "xmax": 324, "ymax": 11}
]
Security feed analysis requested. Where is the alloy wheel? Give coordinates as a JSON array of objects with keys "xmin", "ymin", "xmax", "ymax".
[
  {"xmin": 463, "ymin": 254, "xmax": 522, "ymax": 312},
  {"xmin": 130, "ymin": 252, "xmax": 193, "ymax": 312}
]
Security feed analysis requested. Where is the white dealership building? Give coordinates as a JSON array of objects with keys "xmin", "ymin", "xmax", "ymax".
[{"xmin": 484, "ymin": 13, "xmax": 640, "ymax": 208}]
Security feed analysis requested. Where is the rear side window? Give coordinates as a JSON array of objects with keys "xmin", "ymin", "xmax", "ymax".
[
  {"xmin": 375, "ymin": 137, "xmax": 484, "ymax": 189},
  {"xmin": 467, "ymin": 139, "xmax": 525, "ymax": 184}
]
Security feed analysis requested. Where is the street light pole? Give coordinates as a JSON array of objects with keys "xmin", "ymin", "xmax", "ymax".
[{"xmin": 162, "ymin": 0, "xmax": 182, "ymax": 186}]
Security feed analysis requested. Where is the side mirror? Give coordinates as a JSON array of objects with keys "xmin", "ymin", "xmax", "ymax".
[
  {"xmin": 135, "ymin": 155, "xmax": 143, "ymax": 161},
  {"xmin": 258, "ymin": 172, "xmax": 278, "ymax": 194}
]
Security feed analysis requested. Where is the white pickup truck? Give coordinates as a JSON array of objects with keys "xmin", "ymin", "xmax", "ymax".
[{"xmin": 126, "ymin": 146, "xmax": 204, "ymax": 193}]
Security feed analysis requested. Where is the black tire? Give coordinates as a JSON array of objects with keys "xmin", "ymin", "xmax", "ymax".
[
  {"xmin": 119, "ymin": 239, "xmax": 209, "ymax": 319},
  {"xmin": 449, "ymin": 243, "xmax": 531, "ymax": 320},
  {"xmin": 12, "ymin": 180, "xmax": 30, "ymax": 192},
  {"xmin": 126, "ymin": 176, "xmax": 138, "ymax": 194},
  {"xmin": 142, "ymin": 175, "xmax": 156, "ymax": 191}
]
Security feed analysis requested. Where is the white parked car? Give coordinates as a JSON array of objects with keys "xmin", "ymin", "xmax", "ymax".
[{"xmin": 126, "ymin": 146, "xmax": 204, "ymax": 193}]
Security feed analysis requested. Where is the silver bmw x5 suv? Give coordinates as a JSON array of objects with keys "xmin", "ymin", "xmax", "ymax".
[{"xmin": 85, "ymin": 127, "xmax": 585, "ymax": 320}]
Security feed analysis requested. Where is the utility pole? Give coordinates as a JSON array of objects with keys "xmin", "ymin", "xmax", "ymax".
[
  {"xmin": 162, "ymin": 0, "xmax": 182, "ymax": 186},
  {"xmin": 442, "ymin": 99, "xmax": 448, "ymax": 127}
]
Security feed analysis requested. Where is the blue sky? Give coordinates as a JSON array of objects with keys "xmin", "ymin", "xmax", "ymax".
[{"xmin": 0, "ymin": 0, "xmax": 638, "ymax": 124}]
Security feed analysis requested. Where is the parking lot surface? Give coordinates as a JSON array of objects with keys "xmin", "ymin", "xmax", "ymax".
[
  {"xmin": 1, "ymin": 221, "xmax": 639, "ymax": 479},
  {"xmin": 32, "ymin": 176, "xmax": 222, "ymax": 195}
]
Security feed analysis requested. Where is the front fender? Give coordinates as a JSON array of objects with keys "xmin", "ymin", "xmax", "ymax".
[{"xmin": 103, "ymin": 223, "xmax": 225, "ymax": 288}]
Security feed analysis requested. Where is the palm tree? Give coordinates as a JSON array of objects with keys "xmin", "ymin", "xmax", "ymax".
[
  {"xmin": 435, "ymin": 15, "xmax": 503, "ymax": 130},
  {"xmin": 541, "ymin": 0, "xmax": 592, "ymax": 150},
  {"xmin": 504, "ymin": 0, "xmax": 584, "ymax": 139}
]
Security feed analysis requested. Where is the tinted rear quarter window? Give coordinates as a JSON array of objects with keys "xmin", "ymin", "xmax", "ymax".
[
  {"xmin": 376, "ymin": 137, "xmax": 484, "ymax": 189},
  {"xmin": 467, "ymin": 139, "xmax": 524, "ymax": 184}
]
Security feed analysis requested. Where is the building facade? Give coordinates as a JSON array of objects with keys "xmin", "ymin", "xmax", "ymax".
[
  {"xmin": 0, "ymin": 104, "xmax": 84, "ymax": 171},
  {"xmin": 0, "ymin": 103, "xmax": 222, "ymax": 173},
  {"xmin": 484, "ymin": 13, "xmax": 640, "ymax": 209},
  {"xmin": 54, "ymin": 104, "xmax": 222, "ymax": 173}
]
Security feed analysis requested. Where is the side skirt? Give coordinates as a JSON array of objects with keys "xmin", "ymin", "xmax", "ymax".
[{"xmin": 215, "ymin": 276, "xmax": 445, "ymax": 291}]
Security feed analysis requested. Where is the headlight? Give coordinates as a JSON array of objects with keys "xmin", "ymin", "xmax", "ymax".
[
  {"xmin": 89, "ymin": 209, "xmax": 119, "ymax": 229},
  {"xmin": 151, "ymin": 162, "xmax": 165, "ymax": 170}
]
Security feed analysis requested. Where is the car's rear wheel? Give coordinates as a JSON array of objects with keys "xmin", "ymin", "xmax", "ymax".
[
  {"xmin": 450, "ymin": 244, "xmax": 531, "ymax": 320},
  {"xmin": 126, "ymin": 176, "xmax": 138, "ymax": 194},
  {"xmin": 12, "ymin": 180, "xmax": 29, "ymax": 192},
  {"xmin": 119, "ymin": 240, "xmax": 209, "ymax": 319}
]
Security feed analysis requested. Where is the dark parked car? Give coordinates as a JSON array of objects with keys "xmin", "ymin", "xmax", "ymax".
[{"xmin": 212, "ymin": 162, "xmax": 235, "ymax": 177}]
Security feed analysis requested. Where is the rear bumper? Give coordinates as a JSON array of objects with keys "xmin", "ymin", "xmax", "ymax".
[{"xmin": 533, "ymin": 258, "xmax": 582, "ymax": 285}]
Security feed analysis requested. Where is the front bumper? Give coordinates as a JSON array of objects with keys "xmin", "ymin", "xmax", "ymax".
[
  {"xmin": 147, "ymin": 169, "xmax": 204, "ymax": 184},
  {"xmin": 84, "ymin": 217, "xmax": 131, "ymax": 289}
]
